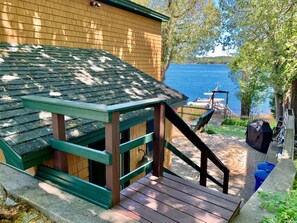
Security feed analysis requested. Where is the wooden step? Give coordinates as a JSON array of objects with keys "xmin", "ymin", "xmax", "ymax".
[{"xmin": 113, "ymin": 173, "xmax": 241, "ymax": 223}]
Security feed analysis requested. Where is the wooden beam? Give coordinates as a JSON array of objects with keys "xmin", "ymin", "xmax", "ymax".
[
  {"xmin": 52, "ymin": 113, "xmax": 68, "ymax": 173},
  {"xmin": 153, "ymin": 103, "xmax": 165, "ymax": 177},
  {"xmin": 105, "ymin": 112, "xmax": 121, "ymax": 205}
]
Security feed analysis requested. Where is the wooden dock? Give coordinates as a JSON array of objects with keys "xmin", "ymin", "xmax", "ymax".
[{"xmin": 113, "ymin": 173, "xmax": 241, "ymax": 223}]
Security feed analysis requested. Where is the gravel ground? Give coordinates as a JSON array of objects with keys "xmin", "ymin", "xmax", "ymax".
[{"xmin": 171, "ymin": 121, "xmax": 266, "ymax": 203}]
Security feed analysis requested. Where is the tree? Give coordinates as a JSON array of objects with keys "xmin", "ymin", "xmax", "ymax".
[
  {"xmin": 133, "ymin": 0, "xmax": 221, "ymax": 80},
  {"xmin": 220, "ymin": 0, "xmax": 297, "ymax": 119},
  {"xmin": 228, "ymin": 43, "xmax": 267, "ymax": 116}
]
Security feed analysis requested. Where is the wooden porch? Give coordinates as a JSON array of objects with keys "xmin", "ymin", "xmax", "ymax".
[
  {"xmin": 114, "ymin": 173, "xmax": 241, "ymax": 223},
  {"xmin": 22, "ymin": 96, "xmax": 242, "ymax": 222}
]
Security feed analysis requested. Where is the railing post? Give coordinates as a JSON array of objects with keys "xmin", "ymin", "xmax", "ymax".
[
  {"xmin": 52, "ymin": 113, "xmax": 68, "ymax": 173},
  {"xmin": 200, "ymin": 149, "xmax": 207, "ymax": 186},
  {"xmin": 223, "ymin": 171, "xmax": 229, "ymax": 194},
  {"xmin": 153, "ymin": 103, "xmax": 165, "ymax": 177},
  {"xmin": 105, "ymin": 112, "xmax": 120, "ymax": 205}
]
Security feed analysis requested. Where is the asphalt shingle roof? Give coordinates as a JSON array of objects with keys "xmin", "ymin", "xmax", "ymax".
[{"xmin": 0, "ymin": 43, "xmax": 187, "ymax": 158}]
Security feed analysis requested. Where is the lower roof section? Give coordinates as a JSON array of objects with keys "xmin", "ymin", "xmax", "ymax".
[{"xmin": 0, "ymin": 42, "xmax": 187, "ymax": 169}]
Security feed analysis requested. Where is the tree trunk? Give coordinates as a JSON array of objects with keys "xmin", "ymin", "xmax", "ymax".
[
  {"xmin": 290, "ymin": 80, "xmax": 297, "ymax": 131},
  {"xmin": 241, "ymin": 99, "xmax": 250, "ymax": 117},
  {"xmin": 161, "ymin": 62, "xmax": 170, "ymax": 82},
  {"xmin": 275, "ymin": 93, "xmax": 284, "ymax": 121}
]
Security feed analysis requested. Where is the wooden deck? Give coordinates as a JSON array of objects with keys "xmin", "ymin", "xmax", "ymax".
[{"xmin": 113, "ymin": 173, "xmax": 241, "ymax": 223}]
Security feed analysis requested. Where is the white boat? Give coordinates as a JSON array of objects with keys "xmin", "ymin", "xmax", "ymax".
[
  {"xmin": 188, "ymin": 97, "xmax": 224, "ymax": 107},
  {"xmin": 187, "ymin": 87, "xmax": 224, "ymax": 108}
]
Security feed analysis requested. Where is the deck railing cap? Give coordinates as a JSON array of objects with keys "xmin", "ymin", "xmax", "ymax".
[{"xmin": 22, "ymin": 95, "xmax": 166, "ymax": 122}]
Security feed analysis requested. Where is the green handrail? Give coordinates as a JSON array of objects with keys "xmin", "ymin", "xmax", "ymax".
[
  {"xmin": 120, "ymin": 133, "xmax": 153, "ymax": 154},
  {"xmin": 120, "ymin": 161, "xmax": 153, "ymax": 185},
  {"xmin": 164, "ymin": 140, "xmax": 223, "ymax": 188},
  {"xmin": 22, "ymin": 96, "xmax": 164, "ymax": 122},
  {"xmin": 50, "ymin": 139, "xmax": 112, "ymax": 165},
  {"xmin": 164, "ymin": 103, "xmax": 229, "ymax": 194}
]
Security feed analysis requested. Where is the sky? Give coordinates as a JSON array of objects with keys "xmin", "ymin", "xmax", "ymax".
[{"xmin": 206, "ymin": 45, "xmax": 236, "ymax": 57}]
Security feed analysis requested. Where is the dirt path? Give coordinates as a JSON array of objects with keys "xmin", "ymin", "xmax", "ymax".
[{"xmin": 171, "ymin": 125, "xmax": 266, "ymax": 203}]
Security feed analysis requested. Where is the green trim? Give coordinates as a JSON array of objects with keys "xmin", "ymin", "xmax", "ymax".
[
  {"xmin": 69, "ymin": 129, "xmax": 105, "ymax": 146},
  {"xmin": 120, "ymin": 161, "xmax": 152, "ymax": 185},
  {"xmin": 120, "ymin": 132, "xmax": 153, "ymax": 154},
  {"xmin": 164, "ymin": 140, "xmax": 202, "ymax": 173},
  {"xmin": 21, "ymin": 147, "xmax": 52, "ymax": 162},
  {"xmin": 170, "ymin": 100, "xmax": 188, "ymax": 110},
  {"xmin": 0, "ymin": 139, "xmax": 22, "ymax": 160},
  {"xmin": 0, "ymin": 138, "xmax": 53, "ymax": 170},
  {"xmin": 50, "ymin": 139, "xmax": 112, "ymax": 164},
  {"xmin": 164, "ymin": 167, "xmax": 182, "ymax": 178},
  {"xmin": 22, "ymin": 96, "xmax": 112, "ymax": 122},
  {"xmin": 100, "ymin": 0, "xmax": 170, "ymax": 22},
  {"xmin": 22, "ymin": 152, "xmax": 52, "ymax": 170},
  {"xmin": 36, "ymin": 165, "xmax": 112, "ymax": 209},
  {"xmin": 22, "ymin": 96, "xmax": 164, "ymax": 122},
  {"xmin": 107, "ymin": 98, "xmax": 165, "ymax": 113},
  {"xmin": 0, "ymin": 139, "xmax": 24, "ymax": 169},
  {"xmin": 120, "ymin": 111, "xmax": 153, "ymax": 131},
  {"xmin": 69, "ymin": 112, "xmax": 153, "ymax": 146},
  {"xmin": 164, "ymin": 140, "xmax": 223, "ymax": 187}
]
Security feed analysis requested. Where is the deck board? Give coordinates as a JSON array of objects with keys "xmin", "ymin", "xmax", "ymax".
[
  {"xmin": 145, "ymin": 175, "xmax": 238, "ymax": 210},
  {"xmin": 113, "ymin": 173, "xmax": 241, "ymax": 223}
]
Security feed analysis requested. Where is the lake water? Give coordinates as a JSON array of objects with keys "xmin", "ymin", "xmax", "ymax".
[{"xmin": 165, "ymin": 64, "xmax": 271, "ymax": 115}]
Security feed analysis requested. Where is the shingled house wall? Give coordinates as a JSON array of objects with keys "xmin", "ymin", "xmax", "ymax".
[
  {"xmin": 0, "ymin": 0, "xmax": 172, "ymax": 182},
  {"xmin": 0, "ymin": 0, "xmax": 162, "ymax": 80}
]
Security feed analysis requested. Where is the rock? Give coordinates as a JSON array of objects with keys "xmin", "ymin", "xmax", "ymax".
[
  {"xmin": 5, "ymin": 197, "xmax": 17, "ymax": 206},
  {"xmin": 0, "ymin": 183, "xmax": 7, "ymax": 207}
]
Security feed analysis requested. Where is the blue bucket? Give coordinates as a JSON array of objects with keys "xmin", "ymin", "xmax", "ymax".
[
  {"xmin": 257, "ymin": 162, "xmax": 275, "ymax": 171},
  {"xmin": 254, "ymin": 170, "xmax": 271, "ymax": 191}
]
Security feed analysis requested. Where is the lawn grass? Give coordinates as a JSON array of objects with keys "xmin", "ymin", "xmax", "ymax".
[{"xmin": 205, "ymin": 124, "xmax": 247, "ymax": 139}]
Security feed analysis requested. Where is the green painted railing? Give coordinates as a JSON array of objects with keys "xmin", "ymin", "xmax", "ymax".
[
  {"xmin": 164, "ymin": 103, "xmax": 229, "ymax": 194},
  {"xmin": 164, "ymin": 140, "xmax": 223, "ymax": 188},
  {"xmin": 36, "ymin": 165, "xmax": 112, "ymax": 209},
  {"xmin": 22, "ymin": 96, "xmax": 164, "ymax": 122},
  {"xmin": 21, "ymin": 95, "xmax": 230, "ymax": 207},
  {"xmin": 50, "ymin": 139, "xmax": 112, "ymax": 164},
  {"xmin": 120, "ymin": 161, "xmax": 153, "ymax": 185},
  {"xmin": 120, "ymin": 133, "xmax": 153, "ymax": 154}
]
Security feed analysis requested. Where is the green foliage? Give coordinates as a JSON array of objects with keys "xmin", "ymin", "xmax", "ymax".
[
  {"xmin": 269, "ymin": 93, "xmax": 276, "ymax": 118},
  {"xmin": 186, "ymin": 56, "xmax": 233, "ymax": 64},
  {"xmin": 205, "ymin": 124, "xmax": 246, "ymax": 138},
  {"xmin": 133, "ymin": 0, "xmax": 221, "ymax": 80},
  {"xmin": 228, "ymin": 43, "xmax": 269, "ymax": 116},
  {"xmin": 205, "ymin": 127, "xmax": 217, "ymax": 134},
  {"xmin": 220, "ymin": 0, "xmax": 297, "ymax": 119},
  {"xmin": 222, "ymin": 118, "xmax": 250, "ymax": 127},
  {"xmin": 292, "ymin": 160, "xmax": 297, "ymax": 190},
  {"xmin": 259, "ymin": 191, "xmax": 297, "ymax": 223}
]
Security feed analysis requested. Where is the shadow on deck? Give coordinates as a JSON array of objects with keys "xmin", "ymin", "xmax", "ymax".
[{"xmin": 114, "ymin": 173, "xmax": 241, "ymax": 223}]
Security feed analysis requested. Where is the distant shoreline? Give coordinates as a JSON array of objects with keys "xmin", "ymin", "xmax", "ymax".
[{"xmin": 180, "ymin": 56, "xmax": 233, "ymax": 65}]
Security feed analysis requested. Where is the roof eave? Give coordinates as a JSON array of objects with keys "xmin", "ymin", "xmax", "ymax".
[{"xmin": 100, "ymin": 0, "xmax": 170, "ymax": 22}]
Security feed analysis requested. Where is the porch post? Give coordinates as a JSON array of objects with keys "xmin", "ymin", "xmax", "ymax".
[
  {"xmin": 105, "ymin": 112, "xmax": 120, "ymax": 205},
  {"xmin": 52, "ymin": 113, "xmax": 68, "ymax": 173},
  {"xmin": 153, "ymin": 103, "xmax": 165, "ymax": 177}
]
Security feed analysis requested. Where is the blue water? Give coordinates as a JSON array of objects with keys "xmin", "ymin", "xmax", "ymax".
[{"xmin": 165, "ymin": 64, "xmax": 271, "ymax": 115}]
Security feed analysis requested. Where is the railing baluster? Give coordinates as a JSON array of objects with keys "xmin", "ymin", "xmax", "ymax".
[
  {"xmin": 105, "ymin": 112, "xmax": 120, "ymax": 205},
  {"xmin": 153, "ymin": 103, "xmax": 165, "ymax": 177},
  {"xmin": 200, "ymin": 149, "xmax": 207, "ymax": 186},
  {"xmin": 223, "ymin": 171, "xmax": 229, "ymax": 194},
  {"xmin": 52, "ymin": 113, "xmax": 68, "ymax": 173}
]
